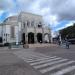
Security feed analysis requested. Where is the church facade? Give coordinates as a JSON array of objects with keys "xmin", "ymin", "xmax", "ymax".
[{"xmin": 0, "ymin": 12, "xmax": 51, "ymax": 45}]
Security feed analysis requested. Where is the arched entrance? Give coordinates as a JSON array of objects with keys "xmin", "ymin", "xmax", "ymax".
[
  {"xmin": 28, "ymin": 32, "xmax": 34, "ymax": 44},
  {"xmin": 0, "ymin": 37, "xmax": 2, "ymax": 43},
  {"xmin": 44, "ymin": 33, "xmax": 49, "ymax": 43},
  {"xmin": 37, "ymin": 33, "xmax": 42, "ymax": 43},
  {"xmin": 22, "ymin": 33, "xmax": 25, "ymax": 44}
]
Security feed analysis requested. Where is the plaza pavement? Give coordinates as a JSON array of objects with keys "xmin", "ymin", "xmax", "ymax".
[
  {"xmin": 13, "ymin": 44, "xmax": 75, "ymax": 75},
  {"xmin": 0, "ymin": 44, "xmax": 75, "ymax": 75},
  {"xmin": 0, "ymin": 48, "xmax": 41, "ymax": 75},
  {"xmin": 34, "ymin": 44, "xmax": 75, "ymax": 60}
]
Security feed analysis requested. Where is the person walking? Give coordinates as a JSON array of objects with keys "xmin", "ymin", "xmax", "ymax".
[{"xmin": 65, "ymin": 40, "xmax": 69, "ymax": 49}]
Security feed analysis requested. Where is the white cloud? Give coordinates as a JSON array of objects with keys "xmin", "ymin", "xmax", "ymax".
[
  {"xmin": 3, "ymin": 0, "xmax": 14, "ymax": 10},
  {"xmin": 0, "ymin": 10, "xmax": 4, "ymax": 16},
  {"xmin": 56, "ymin": 21, "xmax": 74, "ymax": 31},
  {"xmin": 43, "ymin": 15, "xmax": 59, "ymax": 27},
  {"xmin": 0, "ymin": 0, "xmax": 75, "ymax": 32},
  {"xmin": 40, "ymin": 7, "xmax": 50, "ymax": 16},
  {"xmin": 65, "ymin": 21, "xmax": 73, "ymax": 27}
]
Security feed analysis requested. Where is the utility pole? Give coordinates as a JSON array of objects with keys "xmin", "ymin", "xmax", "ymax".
[
  {"xmin": 59, "ymin": 33, "xmax": 62, "ymax": 44},
  {"xmin": 48, "ymin": 24, "xmax": 53, "ymax": 43}
]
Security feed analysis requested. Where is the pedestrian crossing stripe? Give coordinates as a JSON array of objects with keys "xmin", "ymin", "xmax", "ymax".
[
  {"xmin": 15, "ymin": 51, "xmax": 59, "ymax": 58},
  {"xmin": 52, "ymin": 66, "xmax": 75, "ymax": 75},
  {"xmin": 26, "ymin": 56, "xmax": 57, "ymax": 63},
  {"xmin": 30, "ymin": 57, "xmax": 61, "ymax": 66},
  {"xmin": 40, "ymin": 61, "xmax": 75, "ymax": 74},
  {"xmin": 14, "ymin": 51, "xmax": 75, "ymax": 75},
  {"xmin": 14, "ymin": 51, "xmax": 56, "ymax": 57},
  {"xmin": 34, "ymin": 59, "xmax": 68, "ymax": 69},
  {"xmin": 16, "ymin": 53, "xmax": 57, "ymax": 62}
]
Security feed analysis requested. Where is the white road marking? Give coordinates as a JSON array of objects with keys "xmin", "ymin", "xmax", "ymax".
[
  {"xmin": 26, "ymin": 56, "xmax": 57, "ymax": 63},
  {"xmin": 14, "ymin": 51, "xmax": 56, "ymax": 58},
  {"xmin": 14, "ymin": 51, "xmax": 75, "ymax": 75},
  {"xmin": 40, "ymin": 61, "xmax": 75, "ymax": 74},
  {"xmin": 14, "ymin": 52, "xmax": 58, "ymax": 62},
  {"xmin": 34, "ymin": 59, "xmax": 68, "ymax": 69},
  {"xmin": 14, "ymin": 51, "xmax": 57, "ymax": 58},
  {"xmin": 30, "ymin": 57, "xmax": 61, "ymax": 66},
  {"xmin": 52, "ymin": 66, "xmax": 75, "ymax": 75}
]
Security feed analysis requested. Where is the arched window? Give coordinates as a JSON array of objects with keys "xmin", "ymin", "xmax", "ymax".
[
  {"xmin": 39, "ymin": 22, "xmax": 42, "ymax": 25},
  {"xmin": 31, "ymin": 21, "xmax": 34, "ymax": 27},
  {"xmin": 23, "ymin": 22, "xmax": 25, "ymax": 28},
  {"xmin": 27, "ymin": 21, "xmax": 30, "ymax": 27},
  {"xmin": 38, "ymin": 21, "xmax": 42, "ymax": 27}
]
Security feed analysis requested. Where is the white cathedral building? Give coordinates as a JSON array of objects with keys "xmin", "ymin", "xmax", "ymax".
[{"xmin": 0, "ymin": 12, "xmax": 51, "ymax": 45}]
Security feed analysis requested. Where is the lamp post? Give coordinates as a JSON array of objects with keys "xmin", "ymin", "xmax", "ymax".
[
  {"xmin": 48, "ymin": 24, "xmax": 52, "ymax": 43},
  {"xmin": 59, "ymin": 34, "xmax": 62, "ymax": 44},
  {"xmin": 2, "ymin": 23, "xmax": 3, "ymax": 44},
  {"xmin": 34, "ymin": 21, "xmax": 37, "ymax": 43},
  {"xmin": 6, "ymin": 33, "xmax": 7, "ymax": 43}
]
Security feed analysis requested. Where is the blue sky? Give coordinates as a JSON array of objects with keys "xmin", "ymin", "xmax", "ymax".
[{"xmin": 0, "ymin": 0, "xmax": 75, "ymax": 36}]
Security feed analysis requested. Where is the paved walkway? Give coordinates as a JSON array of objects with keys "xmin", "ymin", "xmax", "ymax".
[
  {"xmin": 0, "ymin": 44, "xmax": 75, "ymax": 75},
  {"xmin": 14, "ymin": 50, "xmax": 75, "ymax": 75},
  {"xmin": 0, "ymin": 49, "xmax": 40, "ymax": 75}
]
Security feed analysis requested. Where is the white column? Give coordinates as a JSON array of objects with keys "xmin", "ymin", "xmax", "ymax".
[
  {"xmin": 15, "ymin": 25, "xmax": 19, "ymax": 45},
  {"xmin": 34, "ymin": 21, "xmax": 37, "ymax": 43},
  {"xmin": 59, "ymin": 34, "xmax": 62, "ymax": 44},
  {"xmin": 50, "ymin": 35, "xmax": 53, "ymax": 43},
  {"xmin": 30, "ymin": 21, "xmax": 31, "ymax": 27},
  {"xmin": 42, "ymin": 27, "xmax": 44, "ymax": 43},
  {"xmin": 25, "ymin": 21, "xmax": 28, "ymax": 44},
  {"xmin": 48, "ymin": 28, "xmax": 51, "ymax": 43},
  {"xmin": 18, "ymin": 22, "xmax": 22, "ymax": 43}
]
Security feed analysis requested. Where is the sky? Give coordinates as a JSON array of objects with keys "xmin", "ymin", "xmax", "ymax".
[{"xmin": 0, "ymin": 0, "xmax": 75, "ymax": 37}]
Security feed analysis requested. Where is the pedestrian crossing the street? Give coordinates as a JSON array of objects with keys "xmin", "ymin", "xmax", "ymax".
[{"xmin": 14, "ymin": 51, "xmax": 75, "ymax": 75}]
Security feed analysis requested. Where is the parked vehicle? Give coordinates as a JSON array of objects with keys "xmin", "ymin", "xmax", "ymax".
[{"xmin": 68, "ymin": 39, "xmax": 75, "ymax": 44}]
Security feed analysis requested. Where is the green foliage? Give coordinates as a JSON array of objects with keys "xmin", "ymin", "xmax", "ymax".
[{"xmin": 59, "ymin": 23, "xmax": 75, "ymax": 39}]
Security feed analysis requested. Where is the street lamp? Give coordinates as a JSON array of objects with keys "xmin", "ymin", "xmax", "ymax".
[
  {"xmin": 59, "ymin": 34, "xmax": 62, "ymax": 44},
  {"xmin": 48, "ymin": 24, "xmax": 53, "ymax": 43}
]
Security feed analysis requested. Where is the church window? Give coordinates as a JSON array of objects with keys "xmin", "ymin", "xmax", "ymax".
[
  {"xmin": 4, "ymin": 34, "xmax": 5, "ymax": 36},
  {"xmin": 38, "ymin": 21, "xmax": 42, "ymax": 27},
  {"xmin": 6, "ymin": 34, "xmax": 7, "ymax": 36},
  {"xmin": 23, "ymin": 22, "xmax": 25, "ymax": 28},
  {"xmin": 4, "ymin": 39, "xmax": 5, "ymax": 41},
  {"xmin": 31, "ymin": 21, "xmax": 34, "ymax": 27},
  {"xmin": 27, "ymin": 21, "xmax": 30, "ymax": 27}
]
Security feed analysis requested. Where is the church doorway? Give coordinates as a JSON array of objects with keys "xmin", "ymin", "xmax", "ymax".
[
  {"xmin": 28, "ymin": 32, "xmax": 34, "ymax": 44},
  {"xmin": 0, "ymin": 37, "xmax": 2, "ymax": 43},
  {"xmin": 22, "ymin": 33, "xmax": 25, "ymax": 44},
  {"xmin": 37, "ymin": 33, "xmax": 42, "ymax": 43}
]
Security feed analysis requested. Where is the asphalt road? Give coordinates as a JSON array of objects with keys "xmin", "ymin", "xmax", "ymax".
[
  {"xmin": 34, "ymin": 45, "xmax": 75, "ymax": 60},
  {"xmin": 0, "ymin": 48, "xmax": 41, "ymax": 75},
  {"xmin": 13, "ymin": 45, "xmax": 75, "ymax": 75},
  {"xmin": 0, "ymin": 44, "xmax": 75, "ymax": 75}
]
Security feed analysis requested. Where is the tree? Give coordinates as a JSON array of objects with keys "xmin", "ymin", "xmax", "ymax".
[{"xmin": 59, "ymin": 23, "xmax": 75, "ymax": 39}]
